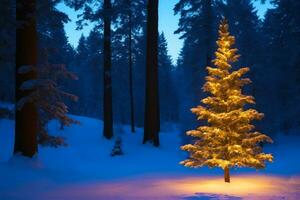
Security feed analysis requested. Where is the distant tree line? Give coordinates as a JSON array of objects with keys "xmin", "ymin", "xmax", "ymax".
[{"xmin": 174, "ymin": 0, "xmax": 300, "ymax": 141}]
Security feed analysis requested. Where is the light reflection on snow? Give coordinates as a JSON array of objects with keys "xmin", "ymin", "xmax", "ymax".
[{"xmin": 42, "ymin": 174, "xmax": 300, "ymax": 200}]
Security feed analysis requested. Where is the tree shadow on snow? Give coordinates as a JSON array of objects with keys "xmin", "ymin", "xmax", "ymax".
[{"xmin": 182, "ymin": 193, "xmax": 242, "ymax": 200}]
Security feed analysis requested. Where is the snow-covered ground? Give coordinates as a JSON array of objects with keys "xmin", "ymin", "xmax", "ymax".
[
  {"xmin": 0, "ymin": 102, "xmax": 14, "ymax": 111},
  {"xmin": 0, "ymin": 115, "xmax": 300, "ymax": 199}
]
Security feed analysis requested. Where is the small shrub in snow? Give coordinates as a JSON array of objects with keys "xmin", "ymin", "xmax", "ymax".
[
  {"xmin": 111, "ymin": 137, "xmax": 123, "ymax": 156},
  {"xmin": 0, "ymin": 108, "xmax": 14, "ymax": 119}
]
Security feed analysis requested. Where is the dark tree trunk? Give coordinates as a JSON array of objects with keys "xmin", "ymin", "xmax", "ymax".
[
  {"xmin": 143, "ymin": 0, "xmax": 160, "ymax": 147},
  {"xmin": 128, "ymin": 0, "xmax": 135, "ymax": 133},
  {"xmin": 224, "ymin": 167, "xmax": 230, "ymax": 183},
  {"xmin": 14, "ymin": 0, "xmax": 38, "ymax": 157},
  {"xmin": 103, "ymin": 0, "xmax": 113, "ymax": 139}
]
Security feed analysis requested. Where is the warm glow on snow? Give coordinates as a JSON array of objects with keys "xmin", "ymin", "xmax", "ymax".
[
  {"xmin": 160, "ymin": 175, "xmax": 299, "ymax": 197},
  {"xmin": 46, "ymin": 174, "xmax": 300, "ymax": 200}
]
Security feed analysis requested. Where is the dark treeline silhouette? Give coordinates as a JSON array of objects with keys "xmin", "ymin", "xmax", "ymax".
[
  {"xmin": 259, "ymin": 0, "xmax": 300, "ymax": 133},
  {"xmin": 64, "ymin": 0, "xmax": 177, "ymax": 134},
  {"xmin": 0, "ymin": 0, "xmax": 299, "ymax": 155},
  {"xmin": 114, "ymin": 0, "xmax": 137, "ymax": 133},
  {"xmin": 174, "ymin": 0, "xmax": 300, "ymax": 141},
  {"xmin": 174, "ymin": 0, "xmax": 220, "ymax": 143},
  {"xmin": 0, "ymin": 0, "xmax": 15, "ymax": 103}
]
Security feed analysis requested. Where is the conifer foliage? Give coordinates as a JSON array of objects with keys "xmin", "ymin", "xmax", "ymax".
[
  {"xmin": 180, "ymin": 19, "xmax": 273, "ymax": 183},
  {"xmin": 36, "ymin": 58, "xmax": 79, "ymax": 147}
]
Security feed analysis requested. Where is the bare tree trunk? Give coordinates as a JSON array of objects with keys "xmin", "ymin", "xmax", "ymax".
[
  {"xmin": 128, "ymin": 0, "xmax": 135, "ymax": 133},
  {"xmin": 103, "ymin": 0, "xmax": 113, "ymax": 139},
  {"xmin": 224, "ymin": 167, "xmax": 230, "ymax": 183},
  {"xmin": 143, "ymin": 0, "xmax": 160, "ymax": 147},
  {"xmin": 14, "ymin": 0, "xmax": 38, "ymax": 157}
]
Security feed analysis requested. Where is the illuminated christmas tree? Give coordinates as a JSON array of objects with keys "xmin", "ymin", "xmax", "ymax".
[{"xmin": 180, "ymin": 19, "xmax": 273, "ymax": 183}]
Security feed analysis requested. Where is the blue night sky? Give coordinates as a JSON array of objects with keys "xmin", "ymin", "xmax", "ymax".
[{"xmin": 57, "ymin": 0, "xmax": 274, "ymax": 64}]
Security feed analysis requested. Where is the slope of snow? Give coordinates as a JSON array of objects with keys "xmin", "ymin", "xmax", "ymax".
[
  {"xmin": 0, "ymin": 119, "xmax": 14, "ymax": 161},
  {"xmin": 0, "ymin": 101, "xmax": 14, "ymax": 111},
  {"xmin": 0, "ymin": 115, "xmax": 300, "ymax": 199},
  {"xmin": 0, "ymin": 102, "xmax": 15, "ymax": 161}
]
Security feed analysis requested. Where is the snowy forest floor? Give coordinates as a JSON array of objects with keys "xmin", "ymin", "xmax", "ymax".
[{"xmin": 1, "ymin": 115, "xmax": 300, "ymax": 200}]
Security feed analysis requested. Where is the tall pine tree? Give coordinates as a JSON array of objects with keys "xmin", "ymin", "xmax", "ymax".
[
  {"xmin": 114, "ymin": 0, "xmax": 147, "ymax": 127},
  {"xmin": 218, "ymin": 0, "xmax": 262, "ymax": 98},
  {"xmin": 143, "ymin": 0, "xmax": 160, "ymax": 146},
  {"xmin": 114, "ymin": 0, "xmax": 145, "ymax": 132},
  {"xmin": 174, "ymin": 0, "xmax": 220, "ymax": 138},
  {"xmin": 158, "ymin": 33, "xmax": 178, "ymax": 123},
  {"xmin": 15, "ymin": 0, "xmax": 38, "ymax": 157},
  {"xmin": 65, "ymin": 0, "xmax": 114, "ymax": 139},
  {"xmin": 0, "ymin": 0, "xmax": 15, "ymax": 102},
  {"xmin": 36, "ymin": 0, "xmax": 78, "ymax": 146},
  {"xmin": 262, "ymin": 0, "xmax": 300, "ymax": 133},
  {"xmin": 103, "ymin": 0, "xmax": 113, "ymax": 139}
]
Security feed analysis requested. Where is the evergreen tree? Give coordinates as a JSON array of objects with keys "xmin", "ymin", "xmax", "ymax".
[
  {"xmin": 37, "ymin": 0, "xmax": 74, "ymax": 65},
  {"xmin": 65, "ymin": 0, "xmax": 148, "ymax": 128},
  {"xmin": 35, "ymin": 0, "xmax": 78, "ymax": 146},
  {"xmin": 0, "ymin": 0, "xmax": 15, "ymax": 102},
  {"xmin": 218, "ymin": 0, "xmax": 261, "ymax": 66},
  {"xmin": 65, "ymin": 0, "xmax": 114, "ymax": 139},
  {"xmin": 71, "ymin": 30, "xmax": 103, "ymax": 118},
  {"xmin": 158, "ymin": 33, "xmax": 178, "ymax": 123},
  {"xmin": 114, "ymin": 0, "xmax": 146, "ymax": 132},
  {"xmin": 181, "ymin": 19, "xmax": 273, "ymax": 183},
  {"xmin": 262, "ymin": 0, "xmax": 300, "ymax": 132},
  {"xmin": 76, "ymin": 35, "xmax": 89, "ymax": 63},
  {"xmin": 85, "ymin": 29, "xmax": 104, "ymax": 118},
  {"xmin": 174, "ymin": 0, "xmax": 220, "ymax": 138},
  {"xmin": 174, "ymin": 0, "xmax": 218, "ymax": 85},
  {"xmin": 103, "ymin": 0, "xmax": 113, "ymax": 139},
  {"xmin": 0, "ymin": 0, "xmax": 15, "ymax": 61},
  {"xmin": 132, "ymin": 26, "xmax": 147, "ymax": 127},
  {"xmin": 113, "ymin": 0, "xmax": 147, "ymax": 127},
  {"xmin": 128, "ymin": 5, "xmax": 135, "ymax": 133},
  {"xmin": 218, "ymin": 0, "xmax": 262, "ymax": 97},
  {"xmin": 65, "ymin": 35, "xmax": 87, "ymax": 116},
  {"xmin": 15, "ymin": 0, "xmax": 38, "ymax": 157},
  {"xmin": 110, "ymin": 137, "xmax": 123, "ymax": 156},
  {"xmin": 35, "ymin": 55, "xmax": 79, "ymax": 146},
  {"xmin": 143, "ymin": 0, "xmax": 160, "ymax": 146}
]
